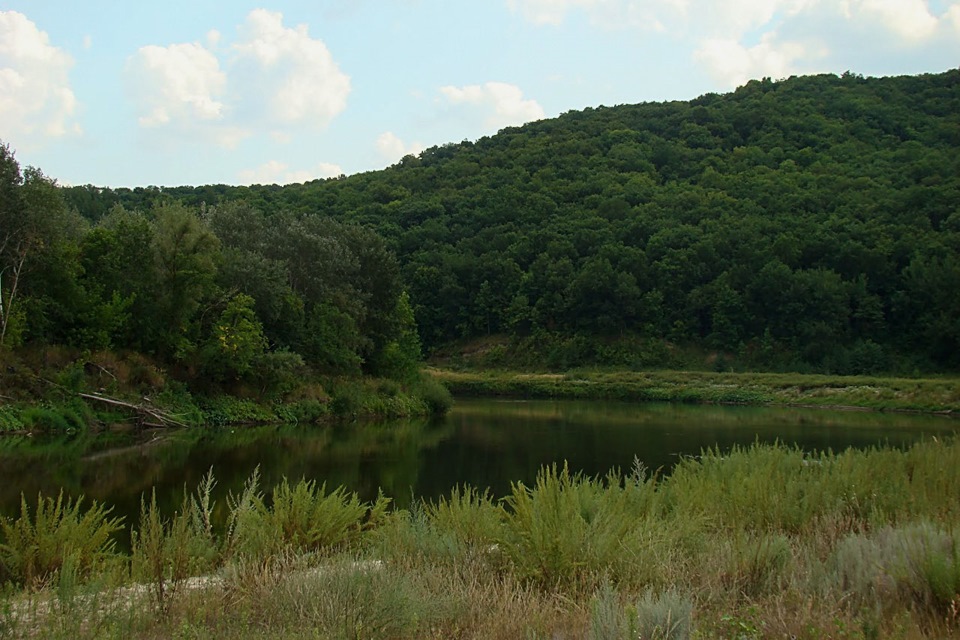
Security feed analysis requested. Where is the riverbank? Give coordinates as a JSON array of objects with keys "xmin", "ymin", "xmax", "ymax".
[
  {"xmin": 2, "ymin": 438, "xmax": 959, "ymax": 638},
  {"xmin": 0, "ymin": 347, "xmax": 452, "ymax": 434},
  {"xmin": 427, "ymin": 367, "xmax": 960, "ymax": 414}
]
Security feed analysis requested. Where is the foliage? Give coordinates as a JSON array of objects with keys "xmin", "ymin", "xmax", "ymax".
[
  {"xmin": 5, "ymin": 439, "xmax": 960, "ymax": 637},
  {"xmin": 131, "ymin": 476, "xmax": 218, "ymax": 609},
  {"xmin": 199, "ymin": 293, "xmax": 268, "ymax": 381},
  {"xmin": 64, "ymin": 71, "xmax": 960, "ymax": 373},
  {"xmin": 225, "ymin": 471, "xmax": 390, "ymax": 560},
  {"xmin": 0, "ymin": 491, "xmax": 123, "ymax": 588},
  {"xmin": 499, "ymin": 463, "xmax": 660, "ymax": 588}
]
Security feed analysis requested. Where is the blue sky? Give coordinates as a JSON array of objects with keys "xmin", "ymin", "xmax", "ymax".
[{"xmin": 2, "ymin": 0, "xmax": 958, "ymax": 187}]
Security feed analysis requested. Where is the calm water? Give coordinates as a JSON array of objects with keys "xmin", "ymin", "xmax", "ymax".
[{"xmin": 1, "ymin": 399, "xmax": 957, "ymax": 525}]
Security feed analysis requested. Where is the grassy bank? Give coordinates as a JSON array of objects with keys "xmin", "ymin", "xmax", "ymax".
[
  {"xmin": 2, "ymin": 438, "xmax": 960, "ymax": 638},
  {"xmin": 428, "ymin": 367, "xmax": 960, "ymax": 413},
  {"xmin": 0, "ymin": 347, "xmax": 452, "ymax": 433}
]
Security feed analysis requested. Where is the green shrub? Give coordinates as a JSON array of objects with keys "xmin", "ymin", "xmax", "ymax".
[
  {"xmin": 411, "ymin": 376, "xmax": 453, "ymax": 414},
  {"xmin": 19, "ymin": 406, "xmax": 74, "ymax": 432},
  {"xmin": 0, "ymin": 491, "xmax": 123, "ymax": 589},
  {"xmin": 225, "ymin": 471, "xmax": 390, "ymax": 560},
  {"xmin": 0, "ymin": 406, "xmax": 23, "ymax": 432},
  {"xmin": 425, "ymin": 486, "xmax": 503, "ymax": 550},
  {"xmin": 500, "ymin": 463, "xmax": 660, "ymax": 588},
  {"xmin": 721, "ymin": 532, "xmax": 793, "ymax": 596}
]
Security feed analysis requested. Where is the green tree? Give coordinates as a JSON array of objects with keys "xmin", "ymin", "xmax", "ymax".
[
  {"xmin": 199, "ymin": 293, "xmax": 268, "ymax": 380},
  {"xmin": 150, "ymin": 203, "xmax": 220, "ymax": 358},
  {"xmin": 0, "ymin": 145, "xmax": 79, "ymax": 347}
]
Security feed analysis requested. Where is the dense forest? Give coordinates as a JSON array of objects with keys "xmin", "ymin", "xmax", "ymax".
[
  {"xmin": 8, "ymin": 70, "xmax": 960, "ymax": 377},
  {"xmin": 0, "ymin": 147, "xmax": 422, "ymax": 399}
]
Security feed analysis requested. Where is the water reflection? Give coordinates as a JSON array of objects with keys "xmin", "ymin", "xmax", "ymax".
[{"xmin": 1, "ymin": 399, "xmax": 956, "ymax": 527}]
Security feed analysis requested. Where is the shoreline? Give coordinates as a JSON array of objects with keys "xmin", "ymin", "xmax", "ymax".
[{"xmin": 427, "ymin": 367, "xmax": 960, "ymax": 415}]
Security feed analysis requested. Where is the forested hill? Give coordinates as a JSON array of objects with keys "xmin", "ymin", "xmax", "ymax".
[{"xmin": 64, "ymin": 70, "xmax": 960, "ymax": 372}]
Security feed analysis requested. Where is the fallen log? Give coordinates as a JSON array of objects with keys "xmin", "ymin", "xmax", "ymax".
[{"xmin": 78, "ymin": 392, "xmax": 190, "ymax": 429}]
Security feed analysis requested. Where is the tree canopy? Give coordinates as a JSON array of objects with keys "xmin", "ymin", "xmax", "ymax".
[{"xmin": 41, "ymin": 69, "xmax": 960, "ymax": 373}]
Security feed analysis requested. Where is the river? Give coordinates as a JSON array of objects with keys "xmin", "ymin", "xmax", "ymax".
[{"xmin": 1, "ymin": 399, "xmax": 956, "ymax": 526}]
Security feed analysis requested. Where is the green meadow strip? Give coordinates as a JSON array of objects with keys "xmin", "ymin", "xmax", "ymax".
[{"xmin": 427, "ymin": 367, "xmax": 960, "ymax": 413}]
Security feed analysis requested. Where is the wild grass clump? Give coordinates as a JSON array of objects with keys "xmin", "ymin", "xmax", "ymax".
[
  {"xmin": 0, "ymin": 491, "xmax": 123, "ymax": 589},
  {"xmin": 130, "ymin": 471, "xmax": 218, "ymax": 609},
  {"xmin": 662, "ymin": 440, "xmax": 960, "ymax": 535},
  {"xmin": 224, "ymin": 469, "xmax": 390, "ymax": 560},
  {"xmin": 717, "ymin": 532, "xmax": 793, "ymax": 597},
  {"xmin": 6, "ymin": 439, "xmax": 960, "ymax": 638},
  {"xmin": 829, "ymin": 522, "xmax": 960, "ymax": 615},
  {"xmin": 588, "ymin": 580, "xmax": 694, "ymax": 640},
  {"xmin": 500, "ymin": 463, "xmax": 661, "ymax": 589},
  {"xmin": 424, "ymin": 485, "xmax": 502, "ymax": 549},
  {"xmin": 633, "ymin": 586, "xmax": 695, "ymax": 640}
]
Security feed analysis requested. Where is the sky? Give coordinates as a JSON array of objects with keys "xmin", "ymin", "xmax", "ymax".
[{"xmin": 1, "ymin": 1, "xmax": 958, "ymax": 188}]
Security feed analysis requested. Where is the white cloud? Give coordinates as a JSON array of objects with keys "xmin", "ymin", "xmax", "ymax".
[
  {"xmin": 439, "ymin": 81, "xmax": 545, "ymax": 130},
  {"xmin": 376, "ymin": 131, "xmax": 424, "ymax": 163},
  {"xmin": 125, "ymin": 10, "xmax": 349, "ymax": 148},
  {"xmin": 508, "ymin": 0, "xmax": 956, "ymax": 93},
  {"xmin": 948, "ymin": 4, "xmax": 960, "ymax": 33},
  {"xmin": 238, "ymin": 159, "xmax": 342, "ymax": 185},
  {"xmin": 0, "ymin": 11, "xmax": 81, "ymax": 148},
  {"xmin": 233, "ymin": 9, "xmax": 350, "ymax": 128},
  {"xmin": 127, "ymin": 42, "xmax": 226, "ymax": 128},
  {"xmin": 847, "ymin": 0, "xmax": 938, "ymax": 40},
  {"xmin": 694, "ymin": 33, "xmax": 825, "ymax": 88}
]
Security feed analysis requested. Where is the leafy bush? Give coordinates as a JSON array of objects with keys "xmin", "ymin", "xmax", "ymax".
[
  {"xmin": 0, "ymin": 406, "xmax": 23, "ymax": 432},
  {"xmin": 424, "ymin": 485, "xmax": 502, "ymax": 550},
  {"xmin": 413, "ymin": 376, "xmax": 454, "ymax": 414}
]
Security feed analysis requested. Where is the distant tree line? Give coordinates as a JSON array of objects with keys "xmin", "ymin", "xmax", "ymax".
[{"xmin": 51, "ymin": 70, "xmax": 960, "ymax": 373}]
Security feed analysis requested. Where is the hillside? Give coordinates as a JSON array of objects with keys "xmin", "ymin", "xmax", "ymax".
[{"xmin": 62, "ymin": 70, "xmax": 960, "ymax": 373}]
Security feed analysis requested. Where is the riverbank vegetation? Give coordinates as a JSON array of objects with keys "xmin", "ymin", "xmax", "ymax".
[
  {"xmin": 428, "ymin": 367, "xmax": 960, "ymax": 413},
  {"xmin": 2, "ymin": 438, "xmax": 960, "ymax": 638},
  {"xmin": 1, "ymin": 141, "xmax": 448, "ymax": 428},
  {"xmin": 0, "ymin": 345, "xmax": 451, "ymax": 434}
]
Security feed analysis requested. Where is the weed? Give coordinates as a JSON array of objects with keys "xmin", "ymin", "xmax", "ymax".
[
  {"xmin": 500, "ymin": 463, "xmax": 661, "ymax": 588},
  {"xmin": 0, "ymin": 491, "xmax": 123, "ymax": 589}
]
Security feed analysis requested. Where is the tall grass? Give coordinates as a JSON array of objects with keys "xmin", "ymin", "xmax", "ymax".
[
  {"xmin": 5, "ymin": 438, "xmax": 960, "ymax": 638},
  {"xmin": 130, "ymin": 471, "xmax": 218, "ymax": 609},
  {"xmin": 225, "ymin": 474, "xmax": 390, "ymax": 560},
  {"xmin": 499, "ymin": 463, "xmax": 662, "ymax": 589},
  {"xmin": 0, "ymin": 491, "xmax": 123, "ymax": 589}
]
